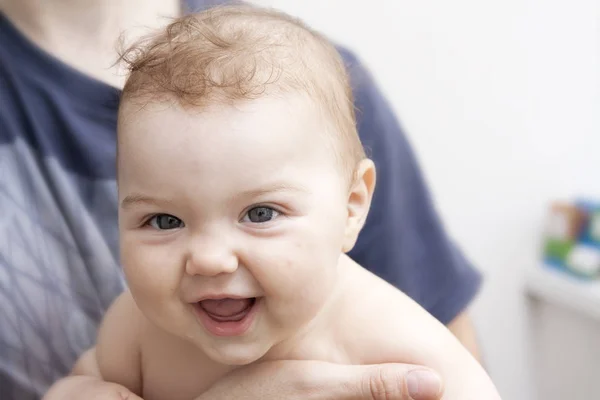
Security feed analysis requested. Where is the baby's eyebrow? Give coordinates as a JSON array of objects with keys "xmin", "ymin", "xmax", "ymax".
[
  {"xmin": 120, "ymin": 193, "xmax": 175, "ymax": 209},
  {"xmin": 238, "ymin": 184, "xmax": 310, "ymax": 198}
]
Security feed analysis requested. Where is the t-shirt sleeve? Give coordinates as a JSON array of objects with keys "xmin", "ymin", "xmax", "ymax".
[{"xmin": 338, "ymin": 47, "xmax": 483, "ymax": 325}]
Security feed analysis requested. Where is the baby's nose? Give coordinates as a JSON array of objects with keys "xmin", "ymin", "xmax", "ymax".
[{"xmin": 185, "ymin": 237, "xmax": 238, "ymax": 277}]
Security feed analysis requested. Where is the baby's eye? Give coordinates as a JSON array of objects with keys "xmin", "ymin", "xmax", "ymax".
[
  {"xmin": 243, "ymin": 206, "xmax": 279, "ymax": 224},
  {"xmin": 147, "ymin": 214, "xmax": 184, "ymax": 230}
]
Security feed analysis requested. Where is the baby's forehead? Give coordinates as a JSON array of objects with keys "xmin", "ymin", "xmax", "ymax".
[
  {"xmin": 118, "ymin": 94, "xmax": 352, "ymax": 182},
  {"xmin": 120, "ymin": 92, "xmax": 328, "ymax": 132},
  {"xmin": 121, "ymin": 94, "xmax": 330, "ymax": 148},
  {"xmin": 117, "ymin": 105, "xmax": 347, "ymax": 198}
]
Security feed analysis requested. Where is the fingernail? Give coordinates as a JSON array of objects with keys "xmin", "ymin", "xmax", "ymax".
[{"xmin": 406, "ymin": 370, "xmax": 442, "ymax": 400}]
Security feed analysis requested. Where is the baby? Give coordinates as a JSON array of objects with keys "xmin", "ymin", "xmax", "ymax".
[{"xmin": 93, "ymin": 4, "xmax": 501, "ymax": 400}]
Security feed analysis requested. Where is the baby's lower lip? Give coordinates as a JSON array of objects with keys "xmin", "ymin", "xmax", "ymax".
[{"xmin": 193, "ymin": 298, "xmax": 260, "ymax": 337}]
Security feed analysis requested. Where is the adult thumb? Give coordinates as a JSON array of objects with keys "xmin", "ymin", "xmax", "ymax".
[{"xmin": 340, "ymin": 363, "xmax": 444, "ymax": 400}]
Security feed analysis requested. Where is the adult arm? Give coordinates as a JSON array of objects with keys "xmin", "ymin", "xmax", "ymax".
[
  {"xmin": 448, "ymin": 311, "xmax": 482, "ymax": 361},
  {"xmin": 44, "ymin": 358, "xmax": 443, "ymax": 400}
]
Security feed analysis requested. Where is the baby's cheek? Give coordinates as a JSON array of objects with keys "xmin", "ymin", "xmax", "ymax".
[
  {"xmin": 122, "ymin": 242, "xmax": 179, "ymax": 298},
  {"xmin": 267, "ymin": 254, "xmax": 300, "ymax": 288},
  {"xmin": 279, "ymin": 251, "xmax": 333, "ymax": 295}
]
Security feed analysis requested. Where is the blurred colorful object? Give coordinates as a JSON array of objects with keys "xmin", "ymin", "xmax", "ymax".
[{"xmin": 543, "ymin": 200, "xmax": 600, "ymax": 279}]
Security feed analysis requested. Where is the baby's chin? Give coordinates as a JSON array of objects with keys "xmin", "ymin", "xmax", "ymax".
[{"xmin": 201, "ymin": 339, "xmax": 273, "ymax": 366}]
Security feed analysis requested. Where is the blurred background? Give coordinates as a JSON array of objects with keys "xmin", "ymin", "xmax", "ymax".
[{"xmin": 249, "ymin": 1, "xmax": 600, "ymax": 399}]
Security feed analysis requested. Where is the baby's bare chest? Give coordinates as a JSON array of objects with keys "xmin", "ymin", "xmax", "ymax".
[
  {"xmin": 137, "ymin": 334, "xmax": 356, "ymax": 400},
  {"xmin": 142, "ymin": 362, "xmax": 230, "ymax": 400},
  {"xmin": 139, "ymin": 335, "xmax": 234, "ymax": 400}
]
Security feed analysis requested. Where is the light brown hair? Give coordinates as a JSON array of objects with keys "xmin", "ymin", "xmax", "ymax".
[{"xmin": 119, "ymin": 3, "xmax": 366, "ymax": 176}]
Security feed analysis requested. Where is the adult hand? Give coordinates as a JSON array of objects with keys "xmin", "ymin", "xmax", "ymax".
[
  {"xmin": 43, "ymin": 359, "xmax": 443, "ymax": 400},
  {"xmin": 42, "ymin": 375, "xmax": 143, "ymax": 400},
  {"xmin": 197, "ymin": 360, "xmax": 443, "ymax": 400}
]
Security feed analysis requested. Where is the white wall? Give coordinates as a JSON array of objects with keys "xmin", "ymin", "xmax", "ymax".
[{"xmin": 251, "ymin": 1, "xmax": 600, "ymax": 399}]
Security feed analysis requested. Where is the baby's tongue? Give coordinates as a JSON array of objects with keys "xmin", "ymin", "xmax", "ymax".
[{"xmin": 200, "ymin": 298, "xmax": 252, "ymax": 317}]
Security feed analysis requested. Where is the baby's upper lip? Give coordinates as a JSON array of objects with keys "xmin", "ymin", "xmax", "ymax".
[{"xmin": 191, "ymin": 293, "xmax": 255, "ymax": 303}]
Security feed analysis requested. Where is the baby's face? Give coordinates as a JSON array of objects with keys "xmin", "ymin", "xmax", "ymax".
[{"xmin": 118, "ymin": 94, "xmax": 352, "ymax": 365}]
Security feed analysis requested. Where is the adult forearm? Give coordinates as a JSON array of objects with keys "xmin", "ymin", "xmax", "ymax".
[
  {"xmin": 447, "ymin": 312, "xmax": 481, "ymax": 363},
  {"xmin": 46, "ymin": 350, "xmax": 443, "ymax": 400}
]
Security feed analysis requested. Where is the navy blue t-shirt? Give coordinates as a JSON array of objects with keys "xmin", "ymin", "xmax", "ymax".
[{"xmin": 0, "ymin": 7, "xmax": 481, "ymax": 400}]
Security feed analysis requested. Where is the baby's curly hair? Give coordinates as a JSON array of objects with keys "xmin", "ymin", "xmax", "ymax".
[{"xmin": 119, "ymin": 3, "xmax": 366, "ymax": 176}]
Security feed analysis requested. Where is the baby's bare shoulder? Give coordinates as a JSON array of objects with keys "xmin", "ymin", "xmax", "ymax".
[
  {"xmin": 339, "ymin": 265, "xmax": 502, "ymax": 398},
  {"xmin": 98, "ymin": 290, "xmax": 144, "ymax": 348},
  {"xmin": 96, "ymin": 290, "xmax": 145, "ymax": 394},
  {"xmin": 337, "ymin": 262, "xmax": 452, "ymax": 365}
]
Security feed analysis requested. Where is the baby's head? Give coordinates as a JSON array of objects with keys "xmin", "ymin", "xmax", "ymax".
[{"xmin": 117, "ymin": 4, "xmax": 375, "ymax": 365}]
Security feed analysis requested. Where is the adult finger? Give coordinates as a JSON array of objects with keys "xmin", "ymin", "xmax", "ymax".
[
  {"xmin": 43, "ymin": 376, "xmax": 144, "ymax": 400},
  {"xmin": 198, "ymin": 360, "xmax": 443, "ymax": 400},
  {"xmin": 328, "ymin": 363, "xmax": 444, "ymax": 400}
]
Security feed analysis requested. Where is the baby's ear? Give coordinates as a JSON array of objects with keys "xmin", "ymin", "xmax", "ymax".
[{"xmin": 342, "ymin": 159, "xmax": 376, "ymax": 253}]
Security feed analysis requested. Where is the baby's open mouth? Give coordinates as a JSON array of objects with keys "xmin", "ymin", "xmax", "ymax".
[{"xmin": 198, "ymin": 297, "xmax": 257, "ymax": 322}]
